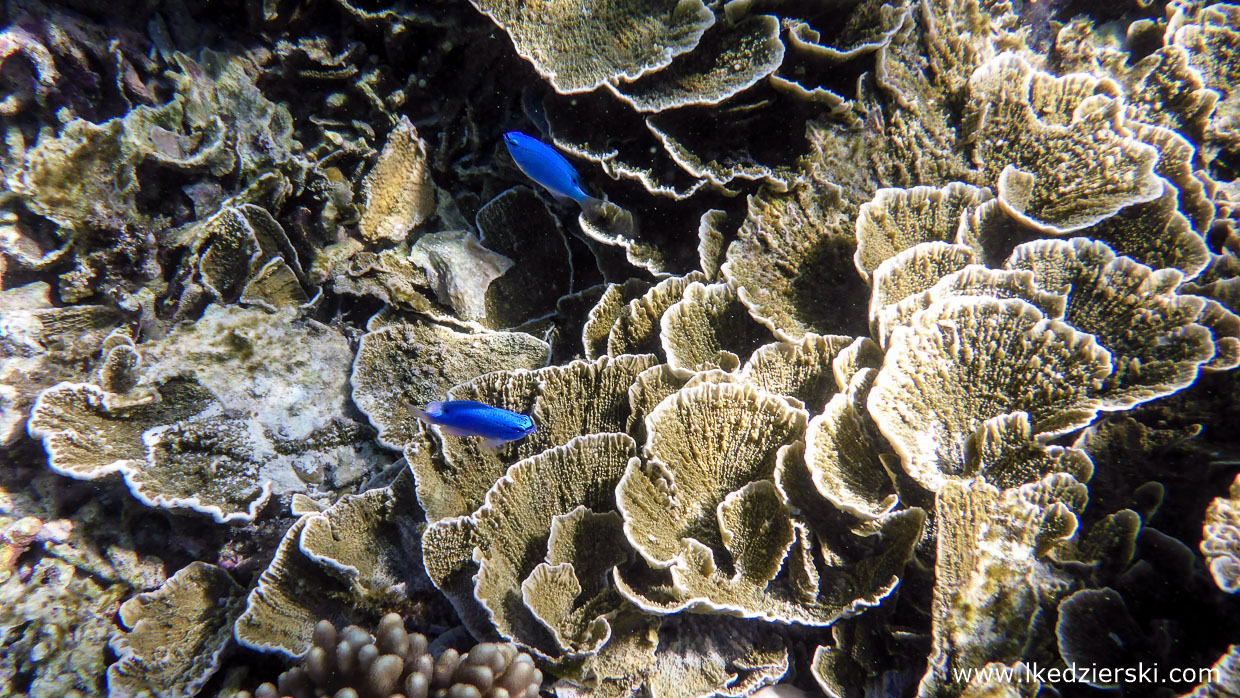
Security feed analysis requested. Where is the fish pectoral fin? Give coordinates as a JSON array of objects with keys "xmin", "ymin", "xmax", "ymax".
[
  {"xmin": 481, "ymin": 437, "xmax": 508, "ymax": 450},
  {"xmin": 437, "ymin": 425, "xmax": 477, "ymax": 439}
]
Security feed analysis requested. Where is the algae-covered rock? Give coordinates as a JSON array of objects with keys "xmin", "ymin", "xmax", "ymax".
[
  {"xmin": 28, "ymin": 306, "xmax": 383, "ymax": 522},
  {"xmin": 0, "ymin": 555, "xmax": 126, "ymax": 697}
]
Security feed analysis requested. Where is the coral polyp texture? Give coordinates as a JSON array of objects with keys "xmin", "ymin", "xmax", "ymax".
[
  {"xmin": 1, "ymin": 0, "xmax": 1239, "ymax": 697},
  {"xmin": 237, "ymin": 613, "xmax": 541, "ymax": 698}
]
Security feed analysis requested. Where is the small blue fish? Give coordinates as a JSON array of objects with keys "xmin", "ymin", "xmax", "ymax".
[
  {"xmin": 414, "ymin": 400, "xmax": 536, "ymax": 448},
  {"xmin": 503, "ymin": 131, "xmax": 603, "ymax": 209}
]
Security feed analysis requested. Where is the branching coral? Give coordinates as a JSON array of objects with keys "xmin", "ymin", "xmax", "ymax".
[{"xmin": 239, "ymin": 614, "xmax": 541, "ymax": 698}]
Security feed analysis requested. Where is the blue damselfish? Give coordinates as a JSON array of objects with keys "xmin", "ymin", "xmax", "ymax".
[
  {"xmin": 503, "ymin": 131, "xmax": 602, "ymax": 208},
  {"xmin": 414, "ymin": 400, "xmax": 536, "ymax": 448}
]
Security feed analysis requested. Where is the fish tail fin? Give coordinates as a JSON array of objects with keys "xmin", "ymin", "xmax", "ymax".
[
  {"xmin": 413, "ymin": 401, "xmax": 446, "ymax": 426},
  {"xmin": 580, "ymin": 197, "xmax": 637, "ymax": 239},
  {"xmin": 412, "ymin": 408, "xmax": 432, "ymax": 423},
  {"xmin": 579, "ymin": 195, "xmax": 607, "ymax": 217}
]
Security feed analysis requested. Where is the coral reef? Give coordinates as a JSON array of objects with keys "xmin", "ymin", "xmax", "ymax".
[{"xmin": 0, "ymin": 0, "xmax": 1238, "ymax": 696}]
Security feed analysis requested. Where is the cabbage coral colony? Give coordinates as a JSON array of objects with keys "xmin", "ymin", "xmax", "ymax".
[{"xmin": 1, "ymin": 0, "xmax": 1239, "ymax": 696}]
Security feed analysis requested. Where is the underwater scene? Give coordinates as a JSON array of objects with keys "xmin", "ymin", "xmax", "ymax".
[{"xmin": 1, "ymin": 0, "xmax": 1240, "ymax": 696}]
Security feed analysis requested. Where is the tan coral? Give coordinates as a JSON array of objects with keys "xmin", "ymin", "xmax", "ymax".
[
  {"xmin": 965, "ymin": 412, "xmax": 1094, "ymax": 491},
  {"xmin": 872, "ymin": 260, "xmax": 1067, "ymax": 349},
  {"xmin": 469, "ymin": 0, "xmax": 714, "ymax": 93},
  {"xmin": 1077, "ymin": 181, "xmax": 1210, "ymax": 281},
  {"xmin": 625, "ymin": 363, "xmax": 693, "ymax": 445},
  {"xmin": 331, "ymin": 247, "xmax": 439, "ymax": 315},
  {"xmin": 803, "ymin": 369, "xmax": 898, "ymax": 520},
  {"xmin": 921, "ymin": 475, "xmax": 1086, "ymax": 697},
  {"xmin": 409, "ymin": 229, "xmax": 514, "ymax": 322},
  {"xmin": 1181, "ymin": 645, "xmax": 1240, "ymax": 698},
  {"xmin": 351, "ymin": 318, "xmax": 550, "ymax": 450},
  {"xmin": 7, "ymin": 117, "xmax": 139, "ymax": 229},
  {"xmin": 867, "ymin": 296, "xmax": 1112, "ymax": 492},
  {"xmin": 235, "ymin": 473, "xmax": 425, "ymax": 658},
  {"xmin": 831, "ymin": 337, "xmax": 883, "ymax": 391},
  {"xmin": 107, "ymin": 562, "xmax": 246, "ymax": 698},
  {"xmin": 189, "ymin": 204, "xmax": 303, "ymax": 303},
  {"xmin": 575, "ymin": 198, "xmax": 667, "ymax": 275},
  {"xmin": 583, "ymin": 278, "xmax": 653, "ymax": 360},
  {"xmin": 618, "ymin": 382, "xmax": 804, "ymax": 568},
  {"xmin": 476, "ymin": 186, "xmax": 574, "ymax": 329},
  {"xmin": 963, "ymin": 53, "xmax": 1163, "ymax": 234},
  {"xmin": 696, "ymin": 209, "xmax": 727, "ymax": 281},
  {"xmin": 1125, "ymin": 121, "xmax": 1214, "ymax": 235},
  {"xmin": 608, "ymin": 381, "xmax": 914, "ymax": 627},
  {"xmin": 646, "ymin": 99, "xmax": 802, "ymax": 191},
  {"xmin": 0, "ymin": 282, "xmax": 120, "ymax": 445},
  {"xmin": 608, "ymin": 15, "xmax": 783, "ymax": 112},
  {"xmin": 1171, "ymin": 3, "xmax": 1240, "ymax": 159},
  {"xmin": 560, "ymin": 612, "xmax": 789, "ymax": 698},
  {"xmin": 1053, "ymin": 22, "xmax": 1216, "ymax": 153},
  {"xmin": 784, "ymin": 0, "xmax": 907, "ymax": 62},
  {"xmin": 853, "ymin": 183, "xmax": 992, "ymax": 282},
  {"xmin": 607, "ymin": 272, "xmax": 705, "ymax": 359},
  {"xmin": 28, "ymin": 378, "xmax": 217, "ymax": 482},
  {"xmin": 919, "ymin": 0, "xmax": 1032, "ymax": 98},
  {"xmin": 861, "ymin": 16, "xmax": 972, "ymax": 198},
  {"xmin": 1202, "ymin": 473, "xmax": 1240, "ymax": 594},
  {"xmin": 33, "ymin": 383, "xmax": 374, "ymax": 523},
  {"xmin": 29, "ymin": 306, "xmax": 381, "ymax": 523},
  {"xmin": 468, "ymin": 434, "xmax": 637, "ymax": 658},
  {"xmin": 419, "ymin": 354, "xmax": 658, "ymax": 522},
  {"xmin": 660, "ymin": 282, "xmax": 772, "ymax": 372},
  {"xmin": 722, "ymin": 176, "xmax": 869, "ymax": 341},
  {"xmin": 867, "ymin": 242, "xmax": 978, "ymax": 344},
  {"xmin": 738, "ymin": 334, "xmax": 856, "ymax": 415},
  {"xmin": 1007, "ymin": 238, "xmax": 1219, "ymax": 407},
  {"xmin": 240, "ymin": 257, "xmax": 311, "ymax": 310},
  {"xmin": 545, "ymin": 91, "xmax": 710, "ymax": 201},
  {"xmin": 640, "ymin": 615, "xmax": 789, "ymax": 698},
  {"xmin": 358, "ymin": 116, "xmax": 437, "ymax": 244}
]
